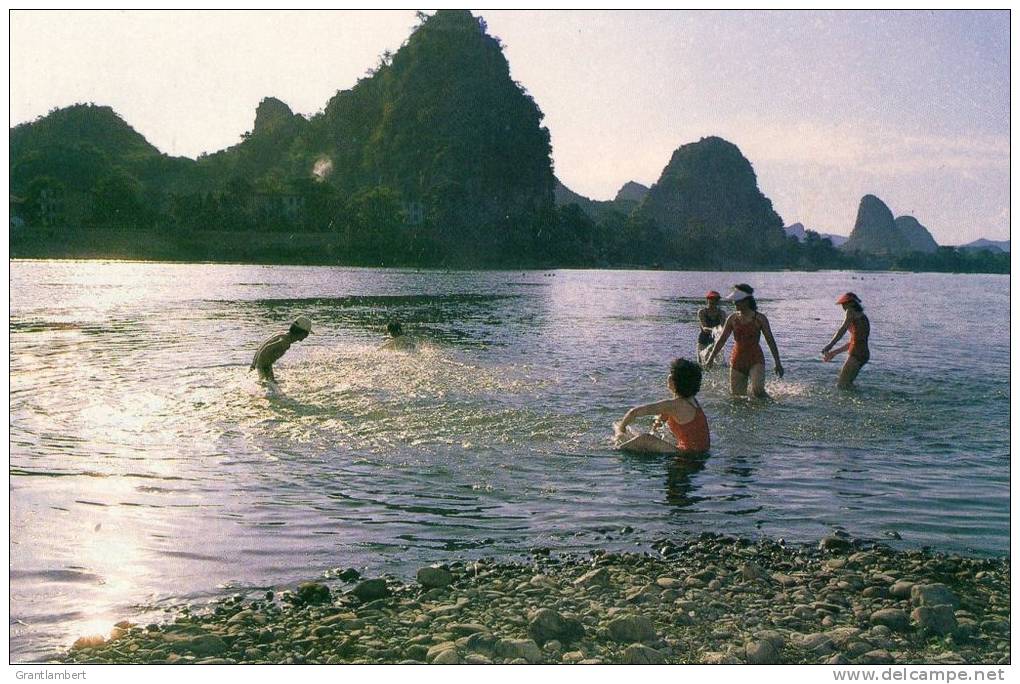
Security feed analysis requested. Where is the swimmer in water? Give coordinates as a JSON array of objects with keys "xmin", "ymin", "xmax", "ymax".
[
  {"xmin": 249, "ymin": 316, "xmax": 312, "ymax": 383},
  {"xmin": 821, "ymin": 292, "xmax": 870, "ymax": 389},
  {"xmin": 614, "ymin": 358, "xmax": 711, "ymax": 455},
  {"xmin": 379, "ymin": 320, "xmax": 416, "ymax": 351},
  {"xmin": 697, "ymin": 290, "xmax": 725, "ymax": 365},
  {"xmin": 705, "ymin": 284, "xmax": 783, "ymax": 397}
]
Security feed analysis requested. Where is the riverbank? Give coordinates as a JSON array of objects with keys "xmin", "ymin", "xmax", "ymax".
[
  {"xmin": 11, "ymin": 230, "xmax": 1010, "ymax": 273},
  {"xmin": 60, "ymin": 535, "xmax": 1009, "ymax": 665}
]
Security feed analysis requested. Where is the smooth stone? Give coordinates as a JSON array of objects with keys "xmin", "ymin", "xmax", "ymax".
[
  {"xmin": 417, "ymin": 566, "xmax": 454, "ymax": 589},
  {"xmin": 620, "ymin": 644, "xmax": 666, "ymax": 665},
  {"xmin": 495, "ymin": 639, "xmax": 542, "ymax": 663},
  {"xmin": 862, "ymin": 649, "xmax": 894, "ymax": 664},
  {"xmin": 425, "ymin": 642, "xmax": 457, "ymax": 663},
  {"xmin": 573, "ymin": 567, "xmax": 610, "ymax": 587},
  {"xmin": 911, "ymin": 584, "xmax": 959, "ymax": 608},
  {"xmin": 912, "ymin": 605, "xmax": 957, "ymax": 636},
  {"xmin": 870, "ymin": 608, "xmax": 910, "ymax": 632},
  {"xmin": 164, "ymin": 633, "xmax": 227, "ymax": 657},
  {"xmin": 463, "ymin": 653, "xmax": 492, "ymax": 664},
  {"xmin": 794, "ymin": 632, "xmax": 835, "ymax": 655},
  {"xmin": 71, "ymin": 636, "xmax": 107, "ymax": 651},
  {"xmin": 463, "ymin": 631, "xmax": 497, "ymax": 653},
  {"xmin": 889, "ymin": 581, "xmax": 915, "ymax": 599},
  {"xmin": 655, "ymin": 577, "xmax": 680, "ymax": 589},
  {"xmin": 297, "ymin": 582, "xmax": 331, "ymax": 606},
  {"xmin": 702, "ymin": 651, "xmax": 742, "ymax": 664},
  {"xmin": 741, "ymin": 563, "xmax": 764, "ymax": 580},
  {"xmin": 772, "ymin": 573, "xmax": 798, "ymax": 587},
  {"xmin": 405, "ymin": 645, "xmax": 429, "ymax": 661},
  {"xmin": 606, "ymin": 615, "xmax": 657, "ymax": 644},
  {"xmin": 625, "ymin": 584, "xmax": 661, "ymax": 604},
  {"xmin": 527, "ymin": 608, "xmax": 584, "ymax": 645},
  {"xmin": 350, "ymin": 579, "xmax": 391, "ymax": 603},
  {"xmin": 755, "ymin": 630, "xmax": 785, "ymax": 650},
  {"xmin": 561, "ymin": 650, "xmax": 584, "ymax": 664},
  {"xmin": 432, "ymin": 649, "xmax": 461, "ymax": 665},
  {"xmin": 745, "ymin": 639, "xmax": 781, "ymax": 664},
  {"xmin": 820, "ymin": 535, "xmax": 852, "ymax": 552},
  {"xmin": 793, "ymin": 605, "xmax": 815, "ymax": 619},
  {"xmin": 845, "ymin": 641, "xmax": 873, "ymax": 658},
  {"xmin": 825, "ymin": 627, "xmax": 861, "ymax": 648},
  {"xmin": 448, "ymin": 623, "xmax": 487, "ymax": 637}
]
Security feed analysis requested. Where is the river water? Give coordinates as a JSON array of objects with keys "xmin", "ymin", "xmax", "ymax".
[{"xmin": 9, "ymin": 260, "xmax": 1009, "ymax": 661}]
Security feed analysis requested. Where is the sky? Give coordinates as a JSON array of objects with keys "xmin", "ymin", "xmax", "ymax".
[{"xmin": 10, "ymin": 10, "xmax": 1010, "ymax": 243}]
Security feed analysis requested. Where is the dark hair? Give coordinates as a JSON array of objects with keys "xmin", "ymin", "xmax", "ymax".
[
  {"xmin": 288, "ymin": 324, "xmax": 309, "ymax": 339},
  {"xmin": 734, "ymin": 283, "xmax": 757, "ymax": 311},
  {"xmin": 386, "ymin": 321, "xmax": 403, "ymax": 337},
  {"xmin": 670, "ymin": 358, "xmax": 702, "ymax": 398}
]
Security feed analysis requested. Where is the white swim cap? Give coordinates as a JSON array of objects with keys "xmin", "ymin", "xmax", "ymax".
[{"xmin": 293, "ymin": 316, "xmax": 313, "ymax": 333}]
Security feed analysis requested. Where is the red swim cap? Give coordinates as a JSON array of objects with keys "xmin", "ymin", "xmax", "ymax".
[
  {"xmin": 706, "ymin": 290, "xmax": 721, "ymax": 299},
  {"xmin": 836, "ymin": 292, "xmax": 860, "ymax": 305}
]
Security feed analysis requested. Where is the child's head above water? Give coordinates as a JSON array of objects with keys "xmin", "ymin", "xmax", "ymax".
[
  {"xmin": 669, "ymin": 357, "xmax": 702, "ymax": 398},
  {"xmin": 386, "ymin": 321, "xmax": 404, "ymax": 337},
  {"xmin": 288, "ymin": 316, "xmax": 312, "ymax": 341}
]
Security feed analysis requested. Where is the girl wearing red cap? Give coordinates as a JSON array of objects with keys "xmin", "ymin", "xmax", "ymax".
[
  {"xmin": 696, "ymin": 290, "xmax": 725, "ymax": 365},
  {"xmin": 705, "ymin": 284, "xmax": 784, "ymax": 397},
  {"xmin": 822, "ymin": 292, "xmax": 870, "ymax": 388}
]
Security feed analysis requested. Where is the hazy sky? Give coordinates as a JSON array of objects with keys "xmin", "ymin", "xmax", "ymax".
[{"xmin": 10, "ymin": 10, "xmax": 1010, "ymax": 243}]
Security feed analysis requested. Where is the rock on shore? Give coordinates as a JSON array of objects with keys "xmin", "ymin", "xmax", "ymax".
[{"xmin": 61, "ymin": 535, "xmax": 1009, "ymax": 665}]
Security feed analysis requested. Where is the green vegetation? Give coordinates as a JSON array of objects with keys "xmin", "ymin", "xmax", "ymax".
[{"xmin": 8, "ymin": 11, "xmax": 1007, "ymax": 274}]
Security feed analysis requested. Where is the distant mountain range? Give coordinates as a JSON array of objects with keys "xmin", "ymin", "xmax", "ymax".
[
  {"xmin": 959, "ymin": 238, "xmax": 1010, "ymax": 253},
  {"xmin": 783, "ymin": 223, "xmax": 848, "ymax": 247},
  {"xmin": 8, "ymin": 10, "xmax": 1009, "ymax": 274},
  {"xmin": 841, "ymin": 195, "xmax": 939, "ymax": 256},
  {"xmin": 552, "ymin": 179, "xmax": 645, "ymax": 221}
]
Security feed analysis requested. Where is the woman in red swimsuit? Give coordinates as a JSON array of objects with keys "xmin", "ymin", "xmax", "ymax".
[
  {"xmin": 822, "ymin": 292, "xmax": 870, "ymax": 388},
  {"xmin": 615, "ymin": 358, "xmax": 710, "ymax": 455},
  {"xmin": 704, "ymin": 284, "xmax": 784, "ymax": 397}
]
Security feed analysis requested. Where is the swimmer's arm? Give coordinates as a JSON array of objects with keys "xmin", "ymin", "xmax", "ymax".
[
  {"xmin": 616, "ymin": 399, "xmax": 674, "ymax": 435},
  {"xmin": 697, "ymin": 309, "xmax": 711, "ymax": 332},
  {"xmin": 823, "ymin": 343, "xmax": 850, "ymax": 362},
  {"xmin": 821, "ymin": 314, "xmax": 851, "ymax": 354},
  {"xmin": 760, "ymin": 314, "xmax": 783, "ymax": 376},
  {"xmin": 705, "ymin": 316, "xmax": 735, "ymax": 366}
]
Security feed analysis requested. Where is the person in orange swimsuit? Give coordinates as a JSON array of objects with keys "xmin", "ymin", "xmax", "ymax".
[
  {"xmin": 704, "ymin": 284, "xmax": 783, "ymax": 397},
  {"xmin": 822, "ymin": 292, "xmax": 870, "ymax": 388},
  {"xmin": 614, "ymin": 358, "xmax": 710, "ymax": 455}
]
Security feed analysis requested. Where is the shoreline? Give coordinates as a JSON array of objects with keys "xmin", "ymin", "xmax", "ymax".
[
  {"xmin": 9, "ymin": 255, "xmax": 1010, "ymax": 277},
  {"xmin": 58, "ymin": 535, "xmax": 1009, "ymax": 665}
]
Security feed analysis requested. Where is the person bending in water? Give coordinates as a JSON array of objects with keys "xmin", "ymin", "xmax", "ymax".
[
  {"xmin": 615, "ymin": 358, "xmax": 710, "ymax": 455},
  {"xmin": 697, "ymin": 290, "xmax": 725, "ymax": 364},
  {"xmin": 379, "ymin": 321, "xmax": 416, "ymax": 351},
  {"xmin": 705, "ymin": 284, "xmax": 783, "ymax": 397},
  {"xmin": 249, "ymin": 316, "xmax": 312, "ymax": 383},
  {"xmin": 821, "ymin": 292, "xmax": 870, "ymax": 388}
]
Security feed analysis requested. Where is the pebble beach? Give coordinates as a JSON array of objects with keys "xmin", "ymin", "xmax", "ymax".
[{"xmin": 61, "ymin": 535, "xmax": 1009, "ymax": 665}]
